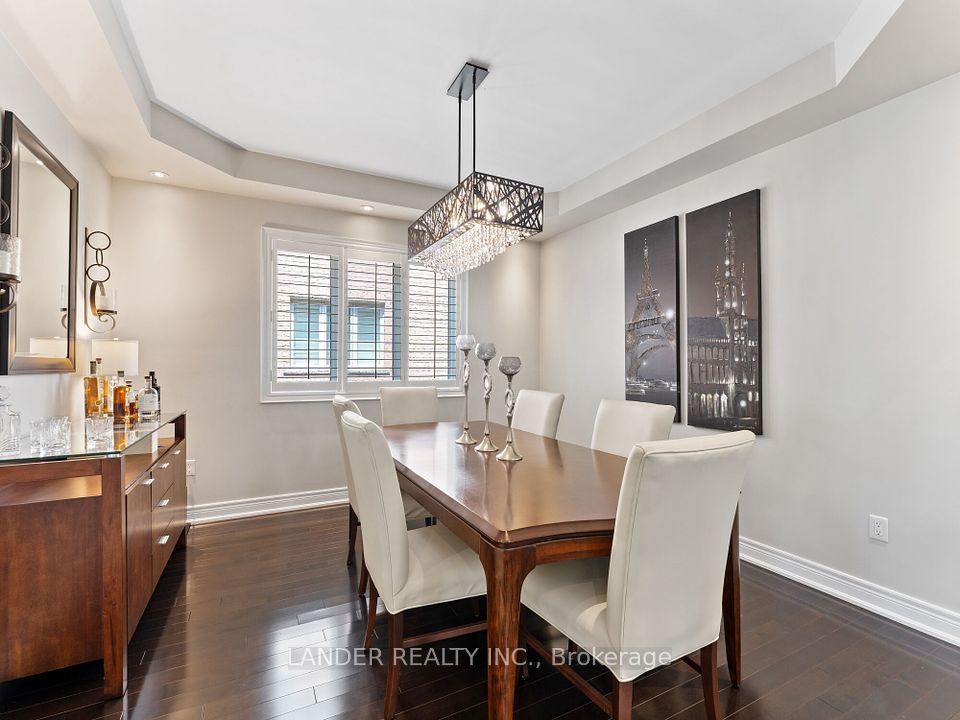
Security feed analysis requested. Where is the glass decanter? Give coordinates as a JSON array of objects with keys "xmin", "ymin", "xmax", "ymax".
[{"xmin": 0, "ymin": 386, "xmax": 22, "ymax": 455}]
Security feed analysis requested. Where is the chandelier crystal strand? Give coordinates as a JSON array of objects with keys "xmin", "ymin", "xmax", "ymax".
[{"xmin": 409, "ymin": 174, "xmax": 543, "ymax": 277}]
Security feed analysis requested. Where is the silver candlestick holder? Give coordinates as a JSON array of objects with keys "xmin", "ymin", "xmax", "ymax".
[
  {"xmin": 474, "ymin": 342, "xmax": 498, "ymax": 453},
  {"xmin": 496, "ymin": 356, "xmax": 522, "ymax": 462},
  {"xmin": 454, "ymin": 334, "xmax": 477, "ymax": 445}
]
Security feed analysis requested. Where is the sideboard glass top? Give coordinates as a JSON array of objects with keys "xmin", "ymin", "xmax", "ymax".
[{"xmin": 0, "ymin": 411, "xmax": 184, "ymax": 464}]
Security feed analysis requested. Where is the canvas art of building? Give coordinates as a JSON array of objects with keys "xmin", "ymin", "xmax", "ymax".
[{"xmin": 686, "ymin": 190, "xmax": 762, "ymax": 434}]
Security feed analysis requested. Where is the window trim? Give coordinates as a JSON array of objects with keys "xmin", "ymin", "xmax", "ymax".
[{"xmin": 260, "ymin": 225, "xmax": 467, "ymax": 403}]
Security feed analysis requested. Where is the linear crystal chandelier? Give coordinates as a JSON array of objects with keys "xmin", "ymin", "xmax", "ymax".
[{"xmin": 409, "ymin": 63, "xmax": 543, "ymax": 277}]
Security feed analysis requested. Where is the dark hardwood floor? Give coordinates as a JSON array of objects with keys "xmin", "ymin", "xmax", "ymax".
[{"xmin": 2, "ymin": 507, "xmax": 959, "ymax": 720}]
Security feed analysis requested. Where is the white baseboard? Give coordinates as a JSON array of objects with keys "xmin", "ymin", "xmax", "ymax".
[
  {"xmin": 741, "ymin": 536, "xmax": 960, "ymax": 648},
  {"xmin": 188, "ymin": 488, "xmax": 348, "ymax": 525}
]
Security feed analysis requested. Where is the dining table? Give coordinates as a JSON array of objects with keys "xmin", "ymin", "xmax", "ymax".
[{"xmin": 383, "ymin": 420, "xmax": 742, "ymax": 720}]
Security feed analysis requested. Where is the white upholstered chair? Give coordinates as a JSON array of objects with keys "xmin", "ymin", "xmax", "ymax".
[
  {"xmin": 512, "ymin": 389, "xmax": 565, "ymax": 438},
  {"xmin": 520, "ymin": 431, "xmax": 755, "ymax": 720},
  {"xmin": 340, "ymin": 410, "xmax": 487, "ymax": 720},
  {"xmin": 379, "ymin": 386, "xmax": 439, "ymax": 426},
  {"xmin": 332, "ymin": 395, "xmax": 363, "ymax": 568},
  {"xmin": 590, "ymin": 399, "xmax": 675, "ymax": 456},
  {"xmin": 332, "ymin": 396, "xmax": 431, "ymax": 596}
]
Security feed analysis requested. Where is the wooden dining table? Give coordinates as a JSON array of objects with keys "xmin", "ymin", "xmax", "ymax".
[{"xmin": 383, "ymin": 420, "xmax": 742, "ymax": 720}]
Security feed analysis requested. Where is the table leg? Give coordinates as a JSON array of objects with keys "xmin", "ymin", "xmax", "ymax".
[
  {"xmin": 722, "ymin": 509, "xmax": 741, "ymax": 687},
  {"xmin": 479, "ymin": 541, "xmax": 536, "ymax": 720}
]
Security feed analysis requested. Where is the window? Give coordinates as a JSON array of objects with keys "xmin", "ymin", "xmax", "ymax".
[
  {"xmin": 262, "ymin": 227, "xmax": 465, "ymax": 401},
  {"xmin": 289, "ymin": 299, "xmax": 333, "ymax": 375},
  {"xmin": 274, "ymin": 248, "xmax": 339, "ymax": 382}
]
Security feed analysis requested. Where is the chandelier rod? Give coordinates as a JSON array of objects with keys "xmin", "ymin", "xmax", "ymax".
[
  {"xmin": 472, "ymin": 65, "xmax": 477, "ymax": 176},
  {"xmin": 457, "ymin": 91, "xmax": 462, "ymax": 184}
]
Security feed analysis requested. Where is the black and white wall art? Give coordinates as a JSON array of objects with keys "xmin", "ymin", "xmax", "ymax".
[
  {"xmin": 685, "ymin": 189, "xmax": 762, "ymax": 434},
  {"xmin": 624, "ymin": 216, "xmax": 680, "ymax": 419}
]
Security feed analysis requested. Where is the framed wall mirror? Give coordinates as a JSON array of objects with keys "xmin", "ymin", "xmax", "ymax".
[{"xmin": 0, "ymin": 111, "xmax": 78, "ymax": 374}]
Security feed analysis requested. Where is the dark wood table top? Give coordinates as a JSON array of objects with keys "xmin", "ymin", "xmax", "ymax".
[{"xmin": 383, "ymin": 421, "xmax": 628, "ymax": 547}]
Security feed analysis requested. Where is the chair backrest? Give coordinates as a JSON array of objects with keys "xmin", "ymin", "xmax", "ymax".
[
  {"xmin": 339, "ymin": 411, "xmax": 410, "ymax": 609},
  {"xmin": 332, "ymin": 395, "xmax": 362, "ymax": 510},
  {"xmin": 605, "ymin": 431, "xmax": 755, "ymax": 661},
  {"xmin": 590, "ymin": 399, "xmax": 674, "ymax": 456},
  {"xmin": 512, "ymin": 389, "xmax": 565, "ymax": 438},
  {"xmin": 379, "ymin": 386, "xmax": 439, "ymax": 426}
]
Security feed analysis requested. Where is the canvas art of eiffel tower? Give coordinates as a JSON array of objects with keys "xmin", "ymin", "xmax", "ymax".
[{"xmin": 624, "ymin": 216, "xmax": 680, "ymax": 416}]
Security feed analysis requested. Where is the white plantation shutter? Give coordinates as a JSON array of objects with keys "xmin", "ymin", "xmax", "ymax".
[
  {"xmin": 273, "ymin": 247, "xmax": 339, "ymax": 383},
  {"xmin": 345, "ymin": 256, "xmax": 402, "ymax": 381},
  {"xmin": 408, "ymin": 264, "xmax": 457, "ymax": 380},
  {"xmin": 262, "ymin": 229, "xmax": 465, "ymax": 401}
]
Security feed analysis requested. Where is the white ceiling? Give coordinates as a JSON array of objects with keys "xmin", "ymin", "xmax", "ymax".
[{"xmin": 113, "ymin": 0, "xmax": 862, "ymax": 192}]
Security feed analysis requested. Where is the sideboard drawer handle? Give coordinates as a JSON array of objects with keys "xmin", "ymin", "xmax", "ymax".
[
  {"xmin": 158, "ymin": 498, "xmax": 170, "ymax": 507},
  {"xmin": 160, "ymin": 462, "xmax": 171, "ymax": 470},
  {"xmin": 143, "ymin": 477, "xmax": 155, "ymax": 486},
  {"xmin": 173, "ymin": 449, "xmax": 182, "ymax": 455},
  {"xmin": 157, "ymin": 535, "xmax": 170, "ymax": 546}
]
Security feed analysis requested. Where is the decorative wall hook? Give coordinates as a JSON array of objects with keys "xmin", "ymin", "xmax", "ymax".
[{"xmin": 84, "ymin": 228, "xmax": 117, "ymax": 332}]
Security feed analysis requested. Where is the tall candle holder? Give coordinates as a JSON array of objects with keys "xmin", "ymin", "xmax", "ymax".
[
  {"xmin": 474, "ymin": 342, "xmax": 498, "ymax": 452},
  {"xmin": 454, "ymin": 334, "xmax": 477, "ymax": 445},
  {"xmin": 496, "ymin": 356, "xmax": 522, "ymax": 462}
]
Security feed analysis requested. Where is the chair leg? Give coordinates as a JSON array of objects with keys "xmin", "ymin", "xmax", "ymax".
[
  {"xmin": 363, "ymin": 581, "xmax": 379, "ymax": 650},
  {"xmin": 384, "ymin": 611, "xmax": 404, "ymax": 720},
  {"xmin": 700, "ymin": 641, "xmax": 721, "ymax": 720},
  {"xmin": 357, "ymin": 558, "xmax": 369, "ymax": 597},
  {"xmin": 610, "ymin": 678, "xmax": 633, "ymax": 720},
  {"xmin": 346, "ymin": 506, "xmax": 359, "ymax": 566}
]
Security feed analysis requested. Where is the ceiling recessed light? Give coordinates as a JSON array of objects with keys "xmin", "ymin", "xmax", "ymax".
[
  {"xmin": 150, "ymin": 170, "xmax": 169, "ymax": 179},
  {"xmin": 360, "ymin": 204, "xmax": 374, "ymax": 213}
]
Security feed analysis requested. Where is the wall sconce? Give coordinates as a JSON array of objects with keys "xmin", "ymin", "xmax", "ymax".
[
  {"xmin": 85, "ymin": 228, "xmax": 117, "ymax": 332},
  {"xmin": 0, "ymin": 144, "xmax": 19, "ymax": 315}
]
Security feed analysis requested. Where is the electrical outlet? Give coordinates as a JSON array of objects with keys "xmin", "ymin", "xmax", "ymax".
[
  {"xmin": 869, "ymin": 514, "xmax": 889, "ymax": 542},
  {"xmin": 186, "ymin": 459, "xmax": 197, "ymax": 476}
]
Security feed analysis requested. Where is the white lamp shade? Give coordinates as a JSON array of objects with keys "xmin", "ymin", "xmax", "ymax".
[{"xmin": 91, "ymin": 339, "xmax": 139, "ymax": 376}]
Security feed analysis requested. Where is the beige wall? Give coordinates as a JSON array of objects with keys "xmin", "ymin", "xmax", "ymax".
[
  {"xmin": 0, "ymin": 27, "xmax": 111, "ymax": 422},
  {"xmin": 540, "ymin": 71, "xmax": 960, "ymax": 615},
  {"xmin": 109, "ymin": 179, "xmax": 540, "ymax": 508}
]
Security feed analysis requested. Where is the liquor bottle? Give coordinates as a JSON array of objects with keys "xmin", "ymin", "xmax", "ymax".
[
  {"xmin": 139, "ymin": 376, "xmax": 160, "ymax": 422},
  {"xmin": 112, "ymin": 370, "xmax": 127, "ymax": 424},
  {"xmin": 126, "ymin": 380, "xmax": 138, "ymax": 424},
  {"xmin": 83, "ymin": 361, "xmax": 102, "ymax": 417},
  {"xmin": 96, "ymin": 357, "xmax": 109, "ymax": 411},
  {"xmin": 149, "ymin": 370, "xmax": 161, "ymax": 411}
]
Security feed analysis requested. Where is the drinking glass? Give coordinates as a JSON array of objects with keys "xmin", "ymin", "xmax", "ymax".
[{"xmin": 85, "ymin": 414, "xmax": 114, "ymax": 449}]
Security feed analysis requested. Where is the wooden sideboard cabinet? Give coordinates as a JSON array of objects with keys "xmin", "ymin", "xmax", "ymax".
[{"xmin": 0, "ymin": 411, "xmax": 187, "ymax": 697}]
